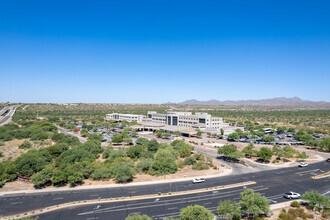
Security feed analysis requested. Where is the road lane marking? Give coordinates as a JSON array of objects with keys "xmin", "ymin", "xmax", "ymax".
[
  {"xmin": 53, "ymin": 197, "xmax": 64, "ymax": 200},
  {"xmin": 167, "ymin": 207, "xmax": 177, "ymax": 210},
  {"xmin": 11, "ymin": 202, "xmax": 23, "ymax": 205},
  {"xmin": 295, "ymin": 169, "xmax": 319, "ymax": 175}
]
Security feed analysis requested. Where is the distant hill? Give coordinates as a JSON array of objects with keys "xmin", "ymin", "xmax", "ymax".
[{"xmin": 166, "ymin": 97, "xmax": 330, "ymax": 106}]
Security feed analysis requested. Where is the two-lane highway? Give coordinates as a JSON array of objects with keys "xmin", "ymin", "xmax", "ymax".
[
  {"xmin": 0, "ymin": 161, "xmax": 328, "ymax": 219},
  {"xmin": 0, "ymin": 105, "xmax": 19, "ymax": 126}
]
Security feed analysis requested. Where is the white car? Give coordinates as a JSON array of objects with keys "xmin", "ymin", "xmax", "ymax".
[
  {"xmin": 192, "ymin": 178, "xmax": 205, "ymax": 184},
  {"xmin": 299, "ymin": 163, "xmax": 308, "ymax": 167},
  {"xmin": 283, "ymin": 192, "xmax": 301, "ymax": 199}
]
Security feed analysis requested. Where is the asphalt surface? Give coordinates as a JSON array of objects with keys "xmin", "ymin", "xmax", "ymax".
[
  {"xmin": 0, "ymin": 106, "xmax": 10, "ymax": 116},
  {"xmin": 0, "ymin": 105, "xmax": 18, "ymax": 125},
  {"xmin": 1, "ymin": 161, "xmax": 329, "ymax": 219},
  {"xmin": 57, "ymin": 127, "xmax": 87, "ymax": 143}
]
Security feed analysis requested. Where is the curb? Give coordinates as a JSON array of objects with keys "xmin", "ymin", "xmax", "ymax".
[{"xmin": 0, "ymin": 168, "xmax": 233, "ymax": 196}]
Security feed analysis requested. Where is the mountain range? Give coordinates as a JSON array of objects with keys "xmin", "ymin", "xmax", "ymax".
[{"xmin": 166, "ymin": 97, "xmax": 330, "ymax": 106}]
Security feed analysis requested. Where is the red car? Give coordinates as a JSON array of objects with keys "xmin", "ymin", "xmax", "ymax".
[{"xmin": 327, "ymin": 158, "xmax": 330, "ymax": 162}]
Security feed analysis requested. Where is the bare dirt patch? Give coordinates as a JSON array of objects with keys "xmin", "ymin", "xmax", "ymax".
[{"xmin": 0, "ymin": 139, "xmax": 54, "ymax": 162}]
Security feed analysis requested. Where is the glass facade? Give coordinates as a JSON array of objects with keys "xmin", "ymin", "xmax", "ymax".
[
  {"xmin": 167, "ymin": 116, "xmax": 171, "ymax": 125},
  {"xmin": 173, "ymin": 116, "xmax": 178, "ymax": 126},
  {"xmin": 199, "ymin": 118, "xmax": 206, "ymax": 124}
]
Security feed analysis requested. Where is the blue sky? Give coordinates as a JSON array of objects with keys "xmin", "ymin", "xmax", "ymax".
[{"xmin": 0, "ymin": 0, "xmax": 329, "ymax": 103}]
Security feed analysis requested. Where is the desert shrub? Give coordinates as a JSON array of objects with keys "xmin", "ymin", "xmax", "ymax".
[
  {"xmin": 106, "ymin": 149, "xmax": 127, "ymax": 163},
  {"xmin": 111, "ymin": 162, "xmax": 135, "ymax": 182},
  {"xmin": 149, "ymin": 158, "xmax": 178, "ymax": 176},
  {"xmin": 290, "ymin": 201, "xmax": 300, "ymax": 208},
  {"xmin": 184, "ymin": 156, "xmax": 197, "ymax": 165},
  {"xmin": 91, "ymin": 167, "xmax": 112, "ymax": 180},
  {"xmin": 194, "ymin": 152, "xmax": 205, "ymax": 161},
  {"xmin": 135, "ymin": 158, "xmax": 153, "ymax": 173},
  {"xmin": 192, "ymin": 161, "xmax": 209, "ymax": 170},
  {"xmin": 19, "ymin": 140, "xmax": 32, "ymax": 149},
  {"xmin": 0, "ymin": 151, "xmax": 3, "ymax": 158},
  {"xmin": 176, "ymin": 159, "xmax": 185, "ymax": 169},
  {"xmin": 0, "ymin": 141, "xmax": 4, "ymax": 146},
  {"xmin": 0, "ymin": 180, "xmax": 5, "ymax": 188},
  {"xmin": 47, "ymin": 143, "xmax": 69, "ymax": 158}
]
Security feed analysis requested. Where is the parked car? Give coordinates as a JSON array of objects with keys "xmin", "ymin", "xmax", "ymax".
[
  {"xmin": 192, "ymin": 178, "xmax": 205, "ymax": 184},
  {"xmin": 283, "ymin": 192, "xmax": 301, "ymax": 199},
  {"xmin": 299, "ymin": 163, "xmax": 308, "ymax": 167},
  {"xmin": 326, "ymin": 158, "xmax": 330, "ymax": 162}
]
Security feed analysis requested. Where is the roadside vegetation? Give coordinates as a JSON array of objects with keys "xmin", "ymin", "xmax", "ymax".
[
  {"xmin": 0, "ymin": 112, "xmax": 215, "ymax": 189},
  {"xmin": 218, "ymin": 144, "xmax": 310, "ymax": 164}
]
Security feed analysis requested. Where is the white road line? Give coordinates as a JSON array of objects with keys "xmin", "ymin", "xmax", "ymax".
[
  {"xmin": 167, "ymin": 207, "xmax": 177, "ymax": 210},
  {"xmin": 11, "ymin": 202, "xmax": 23, "ymax": 205},
  {"xmin": 295, "ymin": 169, "xmax": 318, "ymax": 175},
  {"xmin": 129, "ymin": 212, "xmax": 141, "ymax": 215},
  {"xmin": 53, "ymin": 197, "xmax": 64, "ymax": 200},
  {"xmin": 322, "ymin": 191, "xmax": 330, "ymax": 195},
  {"xmin": 89, "ymin": 194, "xmax": 99, "ymax": 197},
  {"xmin": 204, "ymin": 202, "xmax": 212, "ymax": 205}
]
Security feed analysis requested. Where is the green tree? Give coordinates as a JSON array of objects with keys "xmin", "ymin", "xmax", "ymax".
[
  {"xmin": 228, "ymin": 133, "xmax": 239, "ymax": 140},
  {"xmin": 125, "ymin": 214, "xmax": 152, "ymax": 220},
  {"xmin": 242, "ymin": 144, "xmax": 258, "ymax": 157},
  {"xmin": 287, "ymin": 127, "xmax": 295, "ymax": 133},
  {"xmin": 162, "ymin": 132, "xmax": 171, "ymax": 139},
  {"xmin": 180, "ymin": 205, "xmax": 214, "ymax": 220},
  {"xmin": 184, "ymin": 156, "xmax": 197, "ymax": 165},
  {"xmin": 239, "ymin": 189, "xmax": 269, "ymax": 217},
  {"xmin": 277, "ymin": 126, "xmax": 287, "ymax": 133},
  {"xmin": 220, "ymin": 128, "xmax": 224, "ymax": 136},
  {"xmin": 127, "ymin": 145, "xmax": 144, "ymax": 159},
  {"xmin": 15, "ymin": 149, "xmax": 52, "ymax": 177},
  {"xmin": 130, "ymin": 131, "xmax": 138, "ymax": 137},
  {"xmin": 149, "ymin": 158, "xmax": 178, "ymax": 176},
  {"xmin": 262, "ymin": 136, "xmax": 275, "ymax": 142},
  {"xmin": 31, "ymin": 167, "xmax": 53, "ymax": 187},
  {"xmin": 257, "ymin": 147, "xmax": 273, "ymax": 161},
  {"xmin": 111, "ymin": 162, "xmax": 135, "ymax": 182},
  {"xmin": 91, "ymin": 167, "xmax": 112, "ymax": 180},
  {"xmin": 123, "ymin": 137, "xmax": 133, "ymax": 145},
  {"xmin": 154, "ymin": 130, "xmax": 162, "ymax": 138},
  {"xmin": 217, "ymin": 200, "xmax": 241, "ymax": 220},
  {"xmin": 146, "ymin": 139, "xmax": 159, "ymax": 152},
  {"xmin": 196, "ymin": 129, "xmax": 202, "ymax": 138},
  {"xmin": 135, "ymin": 158, "xmax": 153, "ymax": 173},
  {"xmin": 173, "ymin": 131, "xmax": 181, "ymax": 136},
  {"xmin": 320, "ymin": 137, "xmax": 330, "ymax": 152},
  {"xmin": 179, "ymin": 145, "xmax": 193, "ymax": 158},
  {"xmin": 154, "ymin": 148, "xmax": 178, "ymax": 160},
  {"xmin": 217, "ymin": 145, "xmax": 243, "ymax": 159},
  {"xmin": 302, "ymin": 191, "xmax": 330, "ymax": 210},
  {"xmin": 67, "ymin": 170, "xmax": 84, "ymax": 186}
]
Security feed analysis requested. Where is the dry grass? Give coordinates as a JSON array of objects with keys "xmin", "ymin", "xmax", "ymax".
[{"xmin": 0, "ymin": 139, "xmax": 53, "ymax": 162}]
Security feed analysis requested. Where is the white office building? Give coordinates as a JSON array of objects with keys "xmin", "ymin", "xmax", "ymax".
[
  {"xmin": 106, "ymin": 113, "xmax": 145, "ymax": 123},
  {"xmin": 107, "ymin": 111, "xmax": 224, "ymax": 132},
  {"xmin": 146, "ymin": 111, "xmax": 223, "ymax": 131}
]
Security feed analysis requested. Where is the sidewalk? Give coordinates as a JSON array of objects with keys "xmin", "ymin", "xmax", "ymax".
[{"xmin": 0, "ymin": 168, "xmax": 233, "ymax": 196}]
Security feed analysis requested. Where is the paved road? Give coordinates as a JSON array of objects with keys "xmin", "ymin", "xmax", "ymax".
[
  {"xmin": 0, "ymin": 161, "xmax": 328, "ymax": 219},
  {"xmin": 0, "ymin": 105, "xmax": 18, "ymax": 126},
  {"xmin": 0, "ymin": 106, "xmax": 10, "ymax": 116},
  {"xmin": 57, "ymin": 127, "xmax": 87, "ymax": 143}
]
